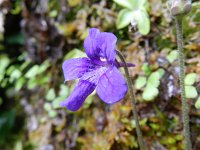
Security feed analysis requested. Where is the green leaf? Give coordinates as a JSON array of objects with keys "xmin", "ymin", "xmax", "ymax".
[
  {"xmin": 142, "ymin": 63, "xmax": 151, "ymax": 75},
  {"xmin": 27, "ymin": 78, "xmax": 37, "ymax": 90},
  {"xmin": 184, "ymin": 73, "xmax": 197, "ymax": 86},
  {"xmin": 46, "ymin": 88, "xmax": 56, "ymax": 101},
  {"xmin": 0, "ymin": 56, "xmax": 10, "ymax": 74},
  {"xmin": 48, "ymin": 110, "xmax": 57, "ymax": 118},
  {"xmin": 195, "ymin": 97, "xmax": 200, "ymax": 109},
  {"xmin": 117, "ymin": 9, "xmax": 134, "ymax": 29},
  {"xmin": 113, "ymin": 0, "xmax": 136, "ymax": 9},
  {"xmin": 14, "ymin": 140, "xmax": 23, "ymax": 150},
  {"xmin": 136, "ymin": 0, "xmax": 147, "ymax": 9},
  {"xmin": 59, "ymin": 84, "xmax": 69, "ymax": 96},
  {"xmin": 49, "ymin": 10, "xmax": 58, "ymax": 18},
  {"xmin": 15, "ymin": 77, "xmax": 26, "ymax": 91},
  {"xmin": 52, "ymin": 96, "xmax": 65, "ymax": 109},
  {"xmin": 142, "ymin": 85, "xmax": 159, "ymax": 101},
  {"xmin": 25, "ymin": 65, "xmax": 39, "ymax": 79},
  {"xmin": 10, "ymin": 69, "xmax": 21, "ymax": 80},
  {"xmin": 0, "ymin": 56, "xmax": 10, "ymax": 82},
  {"xmin": 64, "ymin": 48, "xmax": 86, "ymax": 60},
  {"xmin": 157, "ymin": 68, "xmax": 165, "ymax": 78},
  {"xmin": 147, "ymin": 72, "xmax": 160, "ymax": 88},
  {"xmin": 185, "ymin": 86, "xmax": 198, "ymax": 99},
  {"xmin": 132, "ymin": 9, "xmax": 150, "ymax": 35},
  {"xmin": 38, "ymin": 60, "xmax": 50, "ymax": 74},
  {"xmin": 135, "ymin": 76, "xmax": 147, "ymax": 90},
  {"xmin": 166, "ymin": 50, "xmax": 178, "ymax": 63},
  {"xmin": 44, "ymin": 103, "xmax": 52, "ymax": 111}
]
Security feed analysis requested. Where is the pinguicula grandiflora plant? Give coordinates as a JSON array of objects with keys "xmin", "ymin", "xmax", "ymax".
[
  {"xmin": 169, "ymin": 0, "xmax": 192, "ymax": 149},
  {"xmin": 61, "ymin": 28, "xmax": 146, "ymax": 149},
  {"xmin": 113, "ymin": 0, "xmax": 150, "ymax": 35}
]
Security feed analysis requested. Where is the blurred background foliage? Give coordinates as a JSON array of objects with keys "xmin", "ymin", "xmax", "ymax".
[{"xmin": 0, "ymin": 0, "xmax": 200, "ymax": 150}]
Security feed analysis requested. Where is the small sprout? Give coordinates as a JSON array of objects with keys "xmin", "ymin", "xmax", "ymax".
[
  {"xmin": 195, "ymin": 97, "xmax": 200, "ymax": 109},
  {"xmin": 184, "ymin": 73, "xmax": 197, "ymax": 86},
  {"xmin": 135, "ymin": 76, "xmax": 147, "ymax": 90},
  {"xmin": 185, "ymin": 86, "xmax": 198, "ymax": 99}
]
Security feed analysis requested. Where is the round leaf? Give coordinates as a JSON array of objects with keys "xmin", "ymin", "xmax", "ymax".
[
  {"xmin": 46, "ymin": 88, "xmax": 56, "ymax": 101},
  {"xmin": 166, "ymin": 50, "xmax": 178, "ymax": 63},
  {"xmin": 142, "ymin": 85, "xmax": 159, "ymax": 101},
  {"xmin": 48, "ymin": 110, "xmax": 57, "ymax": 118},
  {"xmin": 185, "ymin": 86, "xmax": 198, "ymax": 99},
  {"xmin": 147, "ymin": 72, "xmax": 160, "ymax": 87},
  {"xmin": 184, "ymin": 73, "xmax": 197, "ymax": 86},
  {"xmin": 44, "ymin": 103, "xmax": 52, "ymax": 111},
  {"xmin": 156, "ymin": 68, "xmax": 165, "ymax": 78},
  {"xmin": 135, "ymin": 76, "xmax": 147, "ymax": 90},
  {"xmin": 195, "ymin": 97, "xmax": 200, "ymax": 109}
]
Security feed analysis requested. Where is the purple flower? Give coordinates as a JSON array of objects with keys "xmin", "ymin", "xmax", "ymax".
[{"xmin": 61, "ymin": 28, "xmax": 134, "ymax": 111}]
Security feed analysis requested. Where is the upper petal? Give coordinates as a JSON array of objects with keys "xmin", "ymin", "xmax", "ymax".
[
  {"xmin": 84, "ymin": 28, "xmax": 100, "ymax": 59},
  {"xmin": 62, "ymin": 58, "xmax": 94, "ymax": 82},
  {"xmin": 84, "ymin": 28, "xmax": 117, "ymax": 63},
  {"xmin": 96, "ymin": 32, "xmax": 117, "ymax": 62},
  {"xmin": 96, "ymin": 66, "xmax": 128, "ymax": 104},
  {"xmin": 60, "ymin": 80, "xmax": 96, "ymax": 111}
]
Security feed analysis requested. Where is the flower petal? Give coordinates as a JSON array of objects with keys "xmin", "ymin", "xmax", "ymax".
[
  {"xmin": 84, "ymin": 28, "xmax": 117, "ymax": 63},
  {"xmin": 96, "ymin": 66, "xmax": 128, "ymax": 104},
  {"xmin": 84, "ymin": 28, "xmax": 100, "ymax": 59},
  {"xmin": 96, "ymin": 32, "xmax": 117, "ymax": 62},
  {"xmin": 62, "ymin": 58, "xmax": 94, "ymax": 82},
  {"xmin": 81, "ymin": 66, "xmax": 109, "ymax": 84},
  {"xmin": 60, "ymin": 80, "xmax": 96, "ymax": 111}
]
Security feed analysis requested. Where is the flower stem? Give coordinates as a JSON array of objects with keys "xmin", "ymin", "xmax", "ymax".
[
  {"xmin": 175, "ymin": 16, "xmax": 192, "ymax": 150},
  {"xmin": 116, "ymin": 50, "xmax": 146, "ymax": 150}
]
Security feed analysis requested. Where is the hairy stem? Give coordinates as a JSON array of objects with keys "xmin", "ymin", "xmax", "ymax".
[
  {"xmin": 175, "ymin": 17, "xmax": 192, "ymax": 150},
  {"xmin": 116, "ymin": 50, "xmax": 146, "ymax": 150}
]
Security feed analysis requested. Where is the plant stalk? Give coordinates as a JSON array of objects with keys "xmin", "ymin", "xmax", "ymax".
[
  {"xmin": 116, "ymin": 50, "xmax": 146, "ymax": 150},
  {"xmin": 175, "ymin": 16, "xmax": 192, "ymax": 150}
]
